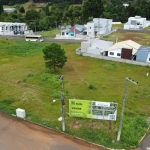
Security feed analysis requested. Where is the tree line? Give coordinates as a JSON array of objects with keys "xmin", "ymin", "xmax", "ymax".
[
  {"xmin": 0, "ymin": 0, "xmax": 150, "ymax": 31},
  {"xmin": 2, "ymin": 0, "xmax": 82, "ymax": 5}
]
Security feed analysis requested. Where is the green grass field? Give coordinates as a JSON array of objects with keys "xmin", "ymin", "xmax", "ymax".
[{"xmin": 0, "ymin": 38, "xmax": 149, "ymax": 149}]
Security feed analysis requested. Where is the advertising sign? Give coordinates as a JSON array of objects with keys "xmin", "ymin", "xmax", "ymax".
[{"xmin": 69, "ymin": 99, "xmax": 118, "ymax": 121}]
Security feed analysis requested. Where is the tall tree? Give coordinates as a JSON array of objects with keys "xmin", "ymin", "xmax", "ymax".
[
  {"xmin": 0, "ymin": 0, "xmax": 3, "ymax": 15},
  {"xmin": 83, "ymin": 0, "xmax": 104, "ymax": 22},
  {"xmin": 43, "ymin": 43, "xmax": 67, "ymax": 72}
]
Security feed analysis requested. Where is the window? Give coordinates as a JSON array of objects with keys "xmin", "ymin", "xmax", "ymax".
[
  {"xmin": 90, "ymin": 27, "xmax": 91, "ymax": 29},
  {"xmin": 117, "ymin": 53, "xmax": 121, "ymax": 56},
  {"xmin": 149, "ymin": 58, "xmax": 150, "ymax": 61},
  {"xmin": 71, "ymin": 34, "xmax": 74, "ymax": 36},
  {"xmin": 110, "ymin": 52, "xmax": 114, "ymax": 55}
]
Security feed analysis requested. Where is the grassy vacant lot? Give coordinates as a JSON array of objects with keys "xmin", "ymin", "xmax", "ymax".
[
  {"xmin": 102, "ymin": 30, "xmax": 150, "ymax": 46},
  {"xmin": 36, "ymin": 29, "xmax": 60, "ymax": 38},
  {"xmin": 0, "ymin": 38, "xmax": 150, "ymax": 149}
]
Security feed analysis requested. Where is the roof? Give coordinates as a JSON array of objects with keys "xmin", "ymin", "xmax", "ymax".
[
  {"xmin": 136, "ymin": 46, "xmax": 150, "ymax": 62},
  {"xmin": 107, "ymin": 40, "xmax": 141, "ymax": 54},
  {"xmin": 137, "ymin": 46, "xmax": 150, "ymax": 52},
  {"xmin": 69, "ymin": 26, "xmax": 81, "ymax": 34},
  {"xmin": 25, "ymin": 35, "xmax": 42, "ymax": 37},
  {"xmin": 88, "ymin": 39, "xmax": 114, "ymax": 51},
  {"xmin": 0, "ymin": 22, "xmax": 26, "ymax": 26}
]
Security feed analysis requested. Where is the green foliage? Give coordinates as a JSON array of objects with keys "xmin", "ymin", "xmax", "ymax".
[
  {"xmin": 19, "ymin": 6, "xmax": 25, "ymax": 13},
  {"xmin": 88, "ymin": 84, "xmax": 96, "ymax": 89},
  {"xmin": 53, "ymin": 91, "xmax": 61, "ymax": 98},
  {"xmin": 0, "ymin": 99, "xmax": 16, "ymax": 114},
  {"xmin": 43, "ymin": 43, "xmax": 67, "ymax": 72},
  {"xmin": 83, "ymin": 0, "xmax": 104, "ymax": 22},
  {"xmin": 40, "ymin": 73, "xmax": 61, "ymax": 88},
  {"xmin": 121, "ymin": 117, "xmax": 149, "ymax": 147},
  {"xmin": 0, "ymin": 0, "xmax": 3, "ymax": 15}
]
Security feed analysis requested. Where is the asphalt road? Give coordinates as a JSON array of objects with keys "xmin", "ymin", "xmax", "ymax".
[
  {"xmin": 138, "ymin": 128, "xmax": 150, "ymax": 150},
  {"xmin": 0, "ymin": 35, "xmax": 86, "ymax": 43},
  {"xmin": 0, "ymin": 112, "xmax": 101, "ymax": 150}
]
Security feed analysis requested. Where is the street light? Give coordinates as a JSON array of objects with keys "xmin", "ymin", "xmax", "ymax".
[
  {"xmin": 58, "ymin": 75, "xmax": 65, "ymax": 132},
  {"xmin": 117, "ymin": 77, "xmax": 138, "ymax": 141}
]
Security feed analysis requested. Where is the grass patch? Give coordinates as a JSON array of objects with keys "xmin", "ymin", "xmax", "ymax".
[
  {"xmin": 112, "ymin": 24, "xmax": 124, "ymax": 29},
  {"xmin": 36, "ymin": 29, "xmax": 61, "ymax": 38},
  {"xmin": 0, "ymin": 38, "xmax": 150, "ymax": 149}
]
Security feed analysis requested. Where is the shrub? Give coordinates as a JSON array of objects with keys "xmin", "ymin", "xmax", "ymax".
[{"xmin": 88, "ymin": 84, "xmax": 95, "ymax": 89}]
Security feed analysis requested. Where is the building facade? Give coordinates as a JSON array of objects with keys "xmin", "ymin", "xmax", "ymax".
[
  {"xmin": 136, "ymin": 46, "xmax": 150, "ymax": 63},
  {"xmin": 124, "ymin": 16, "xmax": 150, "ymax": 30},
  {"xmin": 106, "ymin": 40, "xmax": 141, "ymax": 60},
  {"xmin": 86, "ymin": 18, "xmax": 112, "ymax": 38},
  {"xmin": 0, "ymin": 22, "xmax": 28, "ymax": 35},
  {"xmin": 81, "ymin": 39, "xmax": 114, "ymax": 56}
]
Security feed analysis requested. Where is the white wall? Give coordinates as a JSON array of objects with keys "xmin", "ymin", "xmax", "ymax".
[
  {"xmin": 87, "ymin": 22, "xmax": 95, "ymax": 37},
  {"xmin": 146, "ymin": 52, "xmax": 150, "ymax": 63},
  {"xmin": 107, "ymin": 49, "xmax": 121, "ymax": 58},
  {"xmin": 81, "ymin": 42, "xmax": 91, "ymax": 53},
  {"xmin": 87, "ymin": 47, "xmax": 101, "ymax": 55}
]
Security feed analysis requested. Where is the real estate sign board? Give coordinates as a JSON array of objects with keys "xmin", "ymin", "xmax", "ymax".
[{"xmin": 69, "ymin": 99, "xmax": 118, "ymax": 121}]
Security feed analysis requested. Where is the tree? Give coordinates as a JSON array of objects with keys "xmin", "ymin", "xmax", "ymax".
[
  {"xmin": 19, "ymin": 6, "xmax": 25, "ymax": 13},
  {"xmin": 83, "ymin": 0, "xmax": 104, "ymax": 22},
  {"xmin": 43, "ymin": 43, "xmax": 67, "ymax": 72},
  {"xmin": 0, "ymin": 0, "xmax": 3, "ymax": 15}
]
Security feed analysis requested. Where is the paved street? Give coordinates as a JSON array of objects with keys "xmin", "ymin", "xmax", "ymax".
[
  {"xmin": 0, "ymin": 35, "xmax": 86, "ymax": 43},
  {"xmin": 139, "ymin": 128, "xmax": 150, "ymax": 150},
  {"xmin": 0, "ymin": 112, "xmax": 101, "ymax": 150}
]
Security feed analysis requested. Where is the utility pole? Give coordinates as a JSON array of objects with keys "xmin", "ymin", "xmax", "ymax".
[
  {"xmin": 58, "ymin": 75, "xmax": 65, "ymax": 132},
  {"xmin": 117, "ymin": 77, "xmax": 138, "ymax": 141}
]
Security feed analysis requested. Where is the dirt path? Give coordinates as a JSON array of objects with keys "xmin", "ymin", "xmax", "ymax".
[{"xmin": 0, "ymin": 112, "xmax": 102, "ymax": 150}]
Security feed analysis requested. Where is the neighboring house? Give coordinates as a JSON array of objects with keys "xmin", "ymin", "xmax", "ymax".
[
  {"xmin": 106, "ymin": 40, "xmax": 141, "ymax": 60},
  {"xmin": 81, "ymin": 39, "xmax": 114, "ymax": 55},
  {"xmin": 4, "ymin": 8, "xmax": 16, "ymax": 13},
  {"xmin": 136, "ymin": 46, "xmax": 150, "ymax": 63},
  {"xmin": 86, "ymin": 18, "xmax": 112, "ymax": 38},
  {"xmin": 0, "ymin": 22, "xmax": 28, "ymax": 35},
  {"xmin": 61, "ymin": 25, "xmax": 85, "ymax": 38},
  {"xmin": 124, "ymin": 16, "xmax": 150, "ymax": 30}
]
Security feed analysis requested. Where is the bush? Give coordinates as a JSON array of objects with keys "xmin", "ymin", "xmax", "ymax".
[{"xmin": 88, "ymin": 84, "xmax": 96, "ymax": 89}]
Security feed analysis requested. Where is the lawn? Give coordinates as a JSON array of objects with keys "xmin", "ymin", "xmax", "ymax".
[
  {"xmin": 0, "ymin": 38, "xmax": 149, "ymax": 149},
  {"xmin": 102, "ymin": 30, "xmax": 150, "ymax": 46},
  {"xmin": 36, "ymin": 29, "xmax": 61, "ymax": 38}
]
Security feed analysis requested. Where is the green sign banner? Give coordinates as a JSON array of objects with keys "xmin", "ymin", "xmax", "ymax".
[{"xmin": 69, "ymin": 99, "xmax": 118, "ymax": 121}]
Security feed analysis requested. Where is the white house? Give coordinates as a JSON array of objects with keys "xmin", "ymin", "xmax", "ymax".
[
  {"xmin": 124, "ymin": 16, "xmax": 150, "ymax": 30},
  {"xmin": 81, "ymin": 39, "xmax": 114, "ymax": 55},
  {"xmin": 4, "ymin": 8, "xmax": 16, "ymax": 13},
  {"xmin": 60, "ymin": 25, "xmax": 86, "ymax": 38},
  {"xmin": 106, "ymin": 40, "xmax": 141, "ymax": 60},
  {"xmin": 86, "ymin": 18, "xmax": 112, "ymax": 38},
  {"xmin": 0, "ymin": 22, "xmax": 28, "ymax": 35}
]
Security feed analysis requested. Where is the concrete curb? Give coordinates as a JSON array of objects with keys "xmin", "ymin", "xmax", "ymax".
[{"xmin": 139, "ymin": 126, "xmax": 150, "ymax": 143}]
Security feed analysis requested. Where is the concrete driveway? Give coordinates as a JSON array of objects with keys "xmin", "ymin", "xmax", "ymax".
[{"xmin": 0, "ymin": 112, "xmax": 101, "ymax": 150}]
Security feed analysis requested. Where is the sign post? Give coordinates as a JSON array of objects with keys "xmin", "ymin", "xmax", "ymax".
[{"xmin": 69, "ymin": 99, "xmax": 118, "ymax": 121}]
